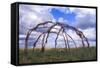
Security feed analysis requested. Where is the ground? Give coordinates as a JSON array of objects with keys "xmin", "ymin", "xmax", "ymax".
[{"xmin": 19, "ymin": 47, "xmax": 96, "ymax": 64}]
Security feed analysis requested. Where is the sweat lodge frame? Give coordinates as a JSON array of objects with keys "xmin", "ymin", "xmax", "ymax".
[{"xmin": 11, "ymin": 2, "xmax": 98, "ymax": 66}]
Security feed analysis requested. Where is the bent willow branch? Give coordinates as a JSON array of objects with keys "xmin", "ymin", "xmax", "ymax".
[{"xmin": 24, "ymin": 21, "xmax": 90, "ymax": 56}]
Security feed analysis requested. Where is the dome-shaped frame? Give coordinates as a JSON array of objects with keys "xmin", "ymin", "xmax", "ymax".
[{"xmin": 24, "ymin": 21, "xmax": 89, "ymax": 56}]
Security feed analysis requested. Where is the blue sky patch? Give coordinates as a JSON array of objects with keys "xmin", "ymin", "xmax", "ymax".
[{"xmin": 50, "ymin": 8, "xmax": 76, "ymax": 24}]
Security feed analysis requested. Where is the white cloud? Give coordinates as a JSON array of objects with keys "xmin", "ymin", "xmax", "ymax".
[
  {"xmin": 67, "ymin": 30, "xmax": 80, "ymax": 41},
  {"xmin": 19, "ymin": 4, "xmax": 71, "ymax": 34},
  {"xmin": 19, "ymin": 30, "xmax": 41, "ymax": 40},
  {"xmin": 69, "ymin": 7, "xmax": 96, "ymax": 47},
  {"xmin": 69, "ymin": 7, "xmax": 96, "ymax": 29},
  {"xmin": 19, "ymin": 4, "xmax": 55, "ymax": 34},
  {"xmin": 54, "ymin": 25, "xmax": 61, "ymax": 29},
  {"xmin": 58, "ymin": 17, "xmax": 68, "ymax": 23},
  {"xmin": 66, "ymin": 27, "xmax": 96, "ymax": 41},
  {"xmin": 68, "ymin": 7, "xmax": 96, "ymax": 44},
  {"xmin": 58, "ymin": 17, "xmax": 64, "ymax": 22},
  {"xmin": 75, "ymin": 13, "xmax": 96, "ymax": 29},
  {"xmin": 69, "ymin": 7, "xmax": 96, "ymax": 15},
  {"xmin": 19, "ymin": 5, "xmax": 96, "ymax": 48},
  {"xmin": 80, "ymin": 28, "xmax": 96, "ymax": 40},
  {"xmin": 19, "ymin": 34, "xmax": 26, "ymax": 38}
]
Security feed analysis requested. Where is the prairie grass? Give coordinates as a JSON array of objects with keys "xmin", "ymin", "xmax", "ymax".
[{"xmin": 19, "ymin": 47, "xmax": 96, "ymax": 64}]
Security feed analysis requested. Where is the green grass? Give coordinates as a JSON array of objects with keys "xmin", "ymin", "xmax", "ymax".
[{"xmin": 19, "ymin": 47, "xmax": 96, "ymax": 64}]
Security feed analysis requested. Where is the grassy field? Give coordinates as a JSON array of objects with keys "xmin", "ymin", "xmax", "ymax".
[{"xmin": 19, "ymin": 47, "xmax": 96, "ymax": 64}]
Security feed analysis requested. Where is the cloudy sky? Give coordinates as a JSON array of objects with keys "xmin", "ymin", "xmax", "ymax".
[{"xmin": 19, "ymin": 4, "xmax": 96, "ymax": 48}]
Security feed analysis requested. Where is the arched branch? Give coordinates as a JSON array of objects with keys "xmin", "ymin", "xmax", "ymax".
[
  {"xmin": 60, "ymin": 23, "xmax": 86, "ymax": 48},
  {"xmin": 41, "ymin": 33, "xmax": 46, "ymax": 52},
  {"xmin": 82, "ymin": 34, "xmax": 90, "ymax": 47},
  {"xmin": 58, "ymin": 24, "xmax": 77, "ymax": 49},
  {"xmin": 45, "ymin": 23, "xmax": 58, "ymax": 44},
  {"xmin": 75, "ymin": 30, "xmax": 85, "ymax": 47},
  {"xmin": 32, "ymin": 32, "xmax": 45, "ymax": 52},
  {"xmin": 30, "ymin": 21, "xmax": 54, "ymax": 31},
  {"xmin": 55, "ymin": 27, "xmax": 63, "ymax": 48},
  {"xmin": 66, "ymin": 33, "xmax": 77, "ymax": 48},
  {"xmin": 24, "ymin": 30, "xmax": 32, "ymax": 57},
  {"xmin": 62, "ymin": 30, "xmax": 70, "ymax": 50},
  {"xmin": 25, "ymin": 21, "xmax": 90, "ymax": 55},
  {"xmin": 62, "ymin": 32, "xmax": 68, "ymax": 51}
]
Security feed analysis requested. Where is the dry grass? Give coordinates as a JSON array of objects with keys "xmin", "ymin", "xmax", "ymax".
[{"xmin": 19, "ymin": 46, "xmax": 96, "ymax": 64}]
